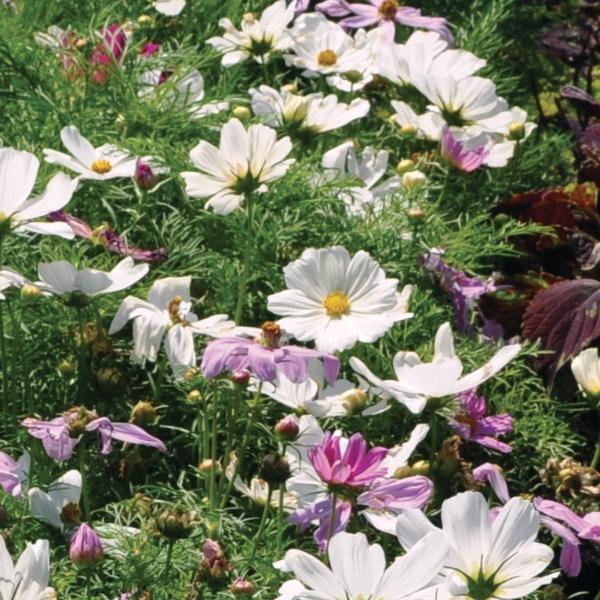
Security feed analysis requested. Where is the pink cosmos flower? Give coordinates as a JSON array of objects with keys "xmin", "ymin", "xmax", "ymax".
[
  {"xmin": 440, "ymin": 127, "xmax": 488, "ymax": 173},
  {"xmin": 317, "ymin": 0, "xmax": 452, "ymax": 43},
  {"xmin": 48, "ymin": 211, "xmax": 167, "ymax": 263},
  {"xmin": 201, "ymin": 322, "xmax": 339, "ymax": 384},
  {"xmin": 140, "ymin": 42, "xmax": 161, "ymax": 58},
  {"xmin": 451, "ymin": 389, "xmax": 513, "ymax": 453},
  {"xmin": 22, "ymin": 410, "xmax": 167, "ymax": 461},
  {"xmin": 90, "ymin": 24, "xmax": 128, "ymax": 84},
  {"xmin": 0, "ymin": 452, "xmax": 25, "ymax": 497},
  {"xmin": 309, "ymin": 432, "xmax": 387, "ymax": 487}
]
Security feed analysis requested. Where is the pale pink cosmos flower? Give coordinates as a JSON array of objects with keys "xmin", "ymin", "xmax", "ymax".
[
  {"xmin": 440, "ymin": 127, "xmax": 488, "ymax": 172},
  {"xmin": 317, "ymin": 0, "xmax": 453, "ymax": 44}
]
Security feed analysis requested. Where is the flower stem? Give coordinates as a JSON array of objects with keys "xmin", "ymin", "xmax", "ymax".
[
  {"xmin": 75, "ymin": 308, "xmax": 88, "ymax": 404},
  {"xmin": 0, "ymin": 303, "xmax": 9, "ymax": 417},
  {"xmin": 78, "ymin": 438, "xmax": 90, "ymax": 521},
  {"xmin": 591, "ymin": 408, "xmax": 600, "ymax": 470},
  {"xmin": 233, "ymin": 194, "xmax": 255, "ymax": 325},
  {"xmin": 209, "ymin": 394, "xmax": 219, "ymax": 508},
  {"xmin": 220, "ymin": 383, "xmax": 262, "ymax": 508},
  {"xmin": 326, "ymin": 492, "xmax": 337, "ymax": 554},
  {"xmin": 218, "ymin": 389, "xmax": 239, "ymax": 497},
  {"xmin": 251, "ymin": 486, "xmax": 273, "ymax": 558},
  {"xmin": 276, "ymin": 483, "xmax": 285, "ymax": 555},
  {"xmin": 163, "ymin": 541, "xmax": 175, "ymax": 576}
]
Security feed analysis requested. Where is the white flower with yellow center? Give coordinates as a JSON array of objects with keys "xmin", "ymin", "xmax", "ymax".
[
  {"xmin": 571, "ymin": 347, "xmax": 600, "ymax": 400},
  {"xmin": 43, "ymin": 126, "xmax": 138, "ymax": 181},
  {"xmin": 275, "ymin": 530, "xmax": 448, "ymax": 600},
  {"xmin": 0, "ymin": 148, "xmax": 77, "ymax": 239},
  {"xmin": 395, "ymin": 492, "xmax": 559, "ymax": 599},
  {"xmin": 250, "ymin": 85, "xmax": 369, "ymax": 134},
  {"xmin": 267, "ymin": 246, "xmax": 412, "ymax": 354},
  {"xmin": 207, "ymin": 1, "xmax": 295, "ymax": 67},
  {"xmin": 285, "ymin": 13, "xmax": 373, "ymax": 79},
  {"xmin": 181, "ymin": 118, "xmax": 294, "ymax": 215}
]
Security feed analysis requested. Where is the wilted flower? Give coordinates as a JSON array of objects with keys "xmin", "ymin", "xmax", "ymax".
[
  {"xmin": 201, "ymin": 321, "xmax": 339, "ymax": 384},
  {"xmin": 155, "ymin": 506, "xmax": 195, "ymax": 540},
  {"xmin": 70, "ymin": 523, "xmax": 104, "ymax": 565},
  {"xmin": 22, "ymin": 408, "xmax": 167, "ymax": 461},
  {"xmin": 540, "ymin": 457, "xmax": 600, "ymax": 499},
  {"xmin": 48, "ymin": 211, "xmax": 167, "ymax": 263},
  {"xmin": 198, "ymin": 539, "xmax": 232, "ymax": 580},
  {"xmin": 230, "ymin": 577, "xmax": 256, "ymax": 597}
]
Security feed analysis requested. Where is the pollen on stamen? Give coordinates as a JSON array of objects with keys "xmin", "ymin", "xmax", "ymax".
[
  {"xmin": 91, "ymin": 158, "xmax": 112, "ymax": 174},
  {"xmin": 323, "ymin": 290, "xmax": 351, "ymax": 318},
  {"xmin": 317, "ymin": 49, "xmax": 338, "ymax": 67}
]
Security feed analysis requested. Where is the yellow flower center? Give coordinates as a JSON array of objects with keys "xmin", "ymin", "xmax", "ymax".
[
  {"xmin": 91, "ymin": 159, "xmax": 112, "ymax": 174},
  {"xmin": 323, "ymin": 291, "xmax": 350, "ymax": 318},
  {"xmin": 317, "ymin": 49, "xmax": 338, "ymax": 67},
  {"xmin": 379, "ymin": 0, "xmax": 399, "ymax": 19}
]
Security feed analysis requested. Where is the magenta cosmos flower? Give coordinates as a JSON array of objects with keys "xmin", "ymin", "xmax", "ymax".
[
  {"xmin": 317, "ymin": 0, "xmax": 452, "ymax": 43},
  {"xmin": 22, "ymin": 409, "xmax": 167, "ymax": 461},
  {"xmin": 309, "ymin": 431, "xmax": 387, "ymax": 487},
  {"xmin": 440, "ymin": 127, "xmax": 488, "ymax": 173},
  {"xmin": 451, "ymin": 389, "xmax": 513, "ymax": 453},
  {"xmin": 200, "ymin": 321, "xmax": 339, "ymax": 384}
]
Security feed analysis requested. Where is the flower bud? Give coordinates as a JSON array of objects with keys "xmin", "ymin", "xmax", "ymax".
[
  {"xmin": 232, "ymin": 106, "xmax": 251, "ymax": 121},
  {"xmin": 155, "ymin": 507, "xmax": 195, "ymax": 541},
  {"xmin": 400, "ymin": 124, "xmax": 417, "ymax": 135},
  {"xmin": 508, "ymin": 122, "xmax": 525, "ymax": 140},
  {"xmin": 340, "ymin": 388, "xmax": 367, "ymax": 415},
  {"xmin": 230, "ymin": 577, "xmax": 256, "ymax": 597},
  {"xmin": 134, "ymin": 159, "xmax": 159, "ymax": 190},
  {"xmin": 140, "ymin": 42, "xmax": 160, "ymax": 58},
  {"xmin": 199, "ymin": 458, "xmax": 221, "ymax": 474},
  {"xmin": 407, "ymin": 207, "xmax": 425, "ymax": 221},
  {"xmin": 137, "ymin": 14, "xmax": 154, "ymax": 26},
  {"xmin": 259, "ymin": 453, "xmax": 290, "ymax": 486},
  {"xmin": 187, "ymin": 389, "xmax": 202, "ymax": 403},
  {"xmin": 183, "ymin": 367, "xmax": 199, "ymax": 382},
  {"xmin": 411, "ymin": 460, "xmax": 431, "ymax": 475},
  {"xmin": 231, "ymin": 370, "xmax": 250, "ymax": 386},
  {"xmin": 274, "ymin": 415, "xmax": 299, "ymax": 441},
  {"xmin": 58, "ymin": 360, "xmax": 75, "ymax": 377},
  {"xmin": 20, "ymin": 283, "xmax": 42, "ymax": 300},
  {"xmin": 402, "ymin": 170, "xmax": 426, "ymax": 189},
  {"xmin": 69, "ymin": 523, "xmax": 104, "ymax": 565},
  {"xmin": 130, "ymin": 400, "xmax": 156, "ymax": 427},
  {"xmin": 395, "ymin": 159, "xmax": 415, "ymax": 174},
  {"xmin": 393, "ymin": 465, "xmax": 413, "ymax": 479},
  {"xmin": 281, "ymin": 82, "xmax": 298, "ymax": 93}
]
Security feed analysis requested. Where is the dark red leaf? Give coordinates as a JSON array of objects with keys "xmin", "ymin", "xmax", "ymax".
[{"xmin": 523, "ymin": 279, "xmax": 600, "ymax": 377}]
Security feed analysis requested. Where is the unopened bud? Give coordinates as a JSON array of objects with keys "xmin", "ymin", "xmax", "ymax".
[
  {"xmin": 411, "ymin": 460, "xmax": 430, "ymax": 475},
  {"xmin": 340, "ymin": 388, "xmax": 367, "ymax": 414},
  {"xmin": 69, "ymin": 523, "xmax": 104, "ymax": 565},
  {"xmin": 183, "ymin": 367, "xmax": 199, "ymax": 382},
  {"xmin": 155, "ymin": 507, "xmax": 195, "ymax": 541},
  {"xmin": 134, "ymin": 159, "xmax": 159, "ymax": 190},
  {"xmin": 396, "ymin": 159, "xmax": 415, "ymax": 174},
  {"xmin": 187, "ymin": 390, "xmax": 202, "ymax": 403},
  {"xmin": 230, "ymin": 578, "xmax": 256, "ymax": 597},
  {"xmin": 274, "ymin": 415, "xmax": 299, "ymax": 441},
  {"xmin": 400, "ymin": 124, "xmax": 417, "ymax": 135},
  {"xmin": 130, "ymin": 400, "xmax": 156, "ymax": 427},
  {"xmin": 115, "ymin": 113, "xmax": 126, "ymax": 126},
  {"xmin": 20, "ymin": 283, "xmax": 42, "ymax": 300},
  {"xmin": 232, "ymin": 106, "xmax": 251, "ymax": 120},
  {"xmin": 259, "ymin": 453, "xmax": 290, "ymax": 486},
  {"xmin": 508, "ymin": 122, "xmax": 525, "ymax": 139},
  {"xmin": 407, "ymin": 207, "xmax": 425, "ymax": 220},
  {"xmin": 393, "ymin": 465, "xmax": 413, "ymax": 479},
  {"xmin": 231, "ymin": 370, "xmax": 250, "ymax": 386},
  {"xmin": 199, "ymin": 458, "xmax": 221, "ymax": 474},
  {"xmin": 137, "ymin": 14, "xmax": 154, "ymax": 26},
  {"xmin": 281, "ymin": 82, "xmax": 298, "ymax": 93},
  {"xmin": 402, "ymin": 170, "xmax": 426, "ymax": 189},
  {"xmin": 58, "ymin": 360, "xmax": 75, "ymax": 377}
]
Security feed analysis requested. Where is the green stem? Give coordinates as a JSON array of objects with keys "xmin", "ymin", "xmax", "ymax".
[
  {"xmin": 78, "ymin": 438, "xmax": 90, "ymax": 521},
  {"xmin": 251, "ymin": 486, "xmax": 273, "ymax": 558},
  {"xmin": 220, "ymin": 384, "xmax": 262, "ymax": 508},
  {"xmin": 591, "ymin": 409, "xmax": 600, "ymax": 470},
  {"xmin": 209, "ymin": 394, "xmax": 219, "ymax": 508},
  {"xmin": 75, "ymin": 309, "xmax": 87, "ymax": 404},
  {"xmin": 233, "ymin": 195, "xmax": 255, "ymax": 324},
  {"xmin": 434, "ymin": 170, "xmax": 451, "ymax": 208},
  {"xmin": 325, "ymin": 492, "xmax": 337, "ymax": 556},
  {"xmin": 0, "ymin": 303, "xmax": 8, "ymax": 416},
  {"xmin": 218, "ymin": 390, "xmax": 239, "ymax": 497},
  {"xmin": 163, "ymin": 541, "xmax": 175, "ymax": 576},
  {"xmin": 276, "ymin": 483, "xmax": 285, "ymax": 555}
]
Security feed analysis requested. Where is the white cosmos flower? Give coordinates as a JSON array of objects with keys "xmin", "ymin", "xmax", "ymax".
[
  {"xmin": 207, "ymin": 1, "xmax": 295, "ymax": 67},
  {"xmin": 275, "ymin": 530, "xmax": 448, "ymax": 600},
  {"xmin": 181, "ymin": 118, "xmax": 294, "ymax": 215},
  {"xmin": 351, "ymin": 322, "xmax": 521, "ymax": 414},
  {"xmin": 321, "ymin": 141, "xmax": 402, "ymax": 217},
  {"xmin": 109, "ymin": 276, "xmax": 236, "ymax": 377},
  {"xmin": 285, "ymin": 13, "xmax": 372, "ymax": 81},
  {"xmin": 154, "ymin": 0, "xmax": 185, "ymax": 16},
  {"xmin": 0, "ymin": 537, "xmax": 55, "ymax": 600},
  {"xmin": 571, "ymin": 347, "xmax": 600, "ymax": 399},
  {"xmin": 250, "ymin": 84, "xmax": 369, "ymax": 133},
  {"xmin": 391, "ymin": 101, "xmax": 445, "ymax": 140},
  {"xmin": 38, "ymin": 257, "xmax": 149, "ymax": 297},
  {"xmin": 267, "ymin": 246, "xmax": 413, "ymax": 354},
  {"xmin": 28, "ymin": 470, "xmax": 82, "ymax": 533},
  {"xmin": 43, "ymin": 126, "xmax": 139, "ymax": 181},
  {"xmin": 139, "ymin": 68, "xmax": 229, "ymax": 119},
  {"xmin": 0, "ymin": 148, "xmax": 77, "ymax": 239},
  {"xmin": 257, "ymin": 358, "xmax": 387, "ymax": 418},
  {"xmin": 395, "ymin": 492, "xmax": 559, "ymax": 599}
]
